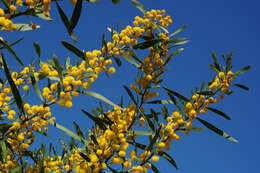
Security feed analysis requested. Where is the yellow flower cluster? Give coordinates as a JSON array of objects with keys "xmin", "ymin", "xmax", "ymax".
[{"xmin": 0, "ymin": 0, "xmax": 52, "ymax": 33}]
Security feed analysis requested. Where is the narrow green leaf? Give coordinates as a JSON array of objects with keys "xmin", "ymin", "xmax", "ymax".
[
  {"xmin": 61, "ymin": 41, "xmax": 84, "ymax": 59},
  {"xmin": 212, "ymin": 52, "xmax": 221, "ymax": 71},
  {"xmin": 123, "ymin": 85, "xmax": 138, "ymax": 105},
  {"xmin": 225, "ymin": 51, "xmax": 233, "ymax": 72},
  {"xmin": 112, "ymin": 0, "xmax": 120, "ymax": 5},
  {"xmin": 10, "ymin": 164, "xmax": 25, "ymax": 173},
  {"xmin": 0, "ymin": 40, "xmax": 23, "ymax": 66},
  {"xmin": 81, "ymin": 109, "xmax": 108, "ymax": 130},
  {"xmin": 207, "ymin": 107, "xmax": 231, "ymax": 120},
  {"xmin": 33, "ymin": 42, "xmax": 41, "ymax": 57},
  {"xmin": 208, "ymin": 64, "xmax": 220, "ymax": 73},
  {"xmin": 196, "ymin": 117, "xmax": 238, "ymax": 143},
  {"xmin": 170, "ymin": 25, "xmax": 187, "ymax": 38},
  {"xmin": 29, "ymin": 66, "xmax": 44, "ymax": 102},
  {"xmin": 122, "ymin": 54, "xmax": 141, "ymax": 68},
  {"xmin": 146, "ymin": 125, "xmax": 162, "ymax": 151},
  {"xmin": 0, "ymin": 123, "xmax": 12, "ymax": 134},
  {"xmin": 200, "ymin": 80, "xmax": 206, "ymax": 90},
  {"xmin": 113, "ymin": 56, "xmax": 122, "ymax": 67},
  {"xmin": 70, "ymin": 0, "xmax": 83, "ymax": 30},
  {"xmin": 196, "ymin": 91, "xmax": 214, "ymax": 96},
  {"xmin": 186, "ymin": 127, "xmax": 204, "ymax": 132},
  {"xmin": 233, "ymin": 65, "xmax": 251, "ymax": 76},
  {"xmin": 127, "ymin": 130, "xmax": 153, "ymax": 136},
  {"xmin": 151, "ymin": 163, "xmax": 160, "ymax": 173},
  {"xmin": 131, "ymin": 0, "xmax": 145, "ymax": 14},
  {"xmin": 14, "ymin": 23, "xmax": 40, "ymax": 31},
  {"xmin": 53, "ymin": 54, "xmax": 64, "ymax": 82},
  {"xmin": 90, "ymin": 134, "xmax": 99, "ymax": 147},
  {"xmin": 1, "ymin": 53, "xmax": 24, "ymax": 115},
  {"xmin": 48, "ymin": 120, "xmax": 88, "ymax": 144},
  {"xmin": 56, "ymin": 2, "xmax": 77, "ymax": 42},
  {"xmin": 167, "ymin": 93, "xmax": 183, "ymax": 114},
  {"xmin": 79, "ymin": 152, "xmax": 91, "ymax": 162},
  {"xmin": 0, "ymin": 140, "xmax": 7, "ymax": 162},
  {"xmin": 73, "ymin": 121, "xmax": 85, "ymax": 139},
  {"xmin": 163, "ymin": 48, "xmax": 184, "ymax": 66},
  {"xmin": 133, "ymin": 39, "xmax": 162, "ymax": 49},
  {"xmin": 233, "ymin": 83, "xmax": 249, "ymax": 91},
  {"xmin": 163, "ymin": 87, "xmax": 190, "ymax": 102},
  {"xmin": 8, "ymin": 37, "xmax": 24, "ymax": 48},
  {"xmin": 168, "ymin": 37, "xmax": 186, "ymax": 44},
  {"xmin": 34, "ymin": 11, "xmax": 53, "ymax": 21},
  {"xmin": 80, "ymin": 90, "xmax": 122, "ymax": 110},
  {"xmin": 145, "ymin": 100, "xmax": 174, "ymax": 104},
  {"xmin": 158, "ymin": 152, "xmax": 178, "ymax": 170}
]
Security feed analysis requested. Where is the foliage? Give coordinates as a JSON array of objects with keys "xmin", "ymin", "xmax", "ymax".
[{"xmin": 0, "ymin": 0, "xmax": 250, "ymax": 173}]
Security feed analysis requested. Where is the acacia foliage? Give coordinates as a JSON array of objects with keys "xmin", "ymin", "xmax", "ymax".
[{"xmin": 0, "ymin": 0, "xmax": 250, "ymax": 173}]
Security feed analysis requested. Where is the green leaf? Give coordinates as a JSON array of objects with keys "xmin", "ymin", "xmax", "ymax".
[
  {"xmin": 145, "ymin": 100, "xmax": 174, "ymax": 104},
  {"xmin": 208, "ymin": 64, "xmax": 220, "ymax": 73},
  {"xmin": 53, "ymin": 54, "xmax": 64, "ymax": 82},
  {"xmin": 196, "ymin": 117, "xmax": 238, "ymax": 143},
  {"xmin": 151, "ymin": 163, "xmax": 160, "ymax": 173},
  {"xmin": 8, "ymin": 37, "xmax": 24, "ymax": 48},
  {"xmin": 29, "ymin": 66, "xmax": 44, "ymax": 102},
  {"xmin": 14, "ymin": 23, "xmax": 40, "ymax": 31},
  {"xmin": 0, "ymin": 140, "xmax": 7, "ymax": 162},
  {"xmin": 131, "ymin": 0, "xmax": 145, "ymax": 14},
  {"xmin": 233, "ymin": 65, "xmax": 251, "ymax": 76},
  {"xmin": 61, "ymin": 41, "xmax": 84, "ymax": 59},
  {"xmin": 79, "ymin": 152, "xmax": 91, "ymax": 162},
  {"xmin": 186, "ymin": 127, "xmax": 204, "ymax": 132},
  {"xmin": 33, "ymin": 42, "xmax": 41, "ymax": 57},
  {"xmin": 196, "ymin": 91, "xmax": 214, "ymax": 96},
  {"xmin": 113, "ymin": 57, "xmax": 122, "ymax": 67},
  {"xmin": 34, "ymin": 11, "xmax": 53, "ymax": 21},
  {"xmin": 80, "ymin": 90, "xmax": 122, "ymax": 110},
  {"xmin": 168, "ymin": 37, "xmax": 186, "ymax": 44},
  {"xmin": 122, "ymin": 54, "xmax": 141, "ymax": 68},
  {"xmin": 73, "ymin": 121, "xmax": 85, "ymax": 139},
  {"xmin": 211, "ymin": 52, "xmax": 221, "ymax": 71},
  {"xmin": 81, "ymin": 110, "xmax": 108, "ymax": 130},
  {"xmin": 123, "ymin": 85, "xmax": 138, "ymax": 105},
  {"xmin": 0, "ymin": 123, "xmax": 12, "ymax": 134},
  {"xmin": 163, "ymin": 48, "xmax": 184, "ymax": 66},
  {"xmin": 70, "ymin": 0, "xmax": 83, "ymax": 30},
  {"xmin": 56, "ymin": 2, "xmax": 77, "ymax": 42},
  {"xmin": 112, "ymin": 0, "xmax": 120, "ymax": 5},
  {"xmin": 48, "ymin": 120, "xmax": 88, "ymax": 144},
  {"xmin": 207, "ymin": 107, "xmax": 231, "ymax": 120},
  {"xmin": 170, "ymin": 25, "xmax": 187, "ymax": 38},
  {"xmin": 167, "ymin": 92, "xmax": 183, "ymax": 114},
  {"xmin": 158, "ymin": 151, "xmax": 178, "ymax": 170},
  {"xmin": 0, "ymin": 40, "xmax": 23, "ymax": 66},
  {"xmin": 233, "ymin": 83, "xmax": 249, "ymax": 91},
  {"xmin": 133, "ymin": 39, "xmax": 162, "ymax": 49},
  {"xmin": 10, "ymin": 164, "xmax": 26, "ymax": 173},
  {"xmin": 163, "ymin": 87, "xmax": 190, "ymax": 102},
  {"xmin": 225, "ymin": 51, "xmax": 233, "ymax": 72},
  {"xmin": 127, "ymin": 130, "xmax": 153, "ymax": 136},
  {"xmin": 146, "ymin": 125, "xmax": 162, "ymax": 151},
  {"xmin": 1, "ymin": 53, "xmax": 24, "ymax": 115},
  {"xmin": 90, "ymin": 134, "xmax": 99, "ymax": 147}
]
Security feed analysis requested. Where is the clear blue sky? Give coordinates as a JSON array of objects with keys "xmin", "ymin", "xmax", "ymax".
[{"xmin": 2, "ymin": 0, "xmax": 259, "ymax": 172}]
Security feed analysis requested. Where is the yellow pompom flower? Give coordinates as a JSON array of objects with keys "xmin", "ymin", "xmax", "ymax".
[
  {"xmin": 108, "ymin": 67, "xmax": 116, "ymax": 74},
  {"xmin": 151, "ymin": 156, "xmax": 159, "ymax": 163},
  {"xmin": 9, "ymin": 5, "xmax": 16, "ymax": 13},
  {"xmin": 23, "ymin": 85, "xmax": 29, "ymax": 92}
]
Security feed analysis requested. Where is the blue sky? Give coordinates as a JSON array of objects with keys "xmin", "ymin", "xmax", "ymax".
[{"xmin": 2, "ymin": 0, "xmax": 259, "ymax": 172}]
